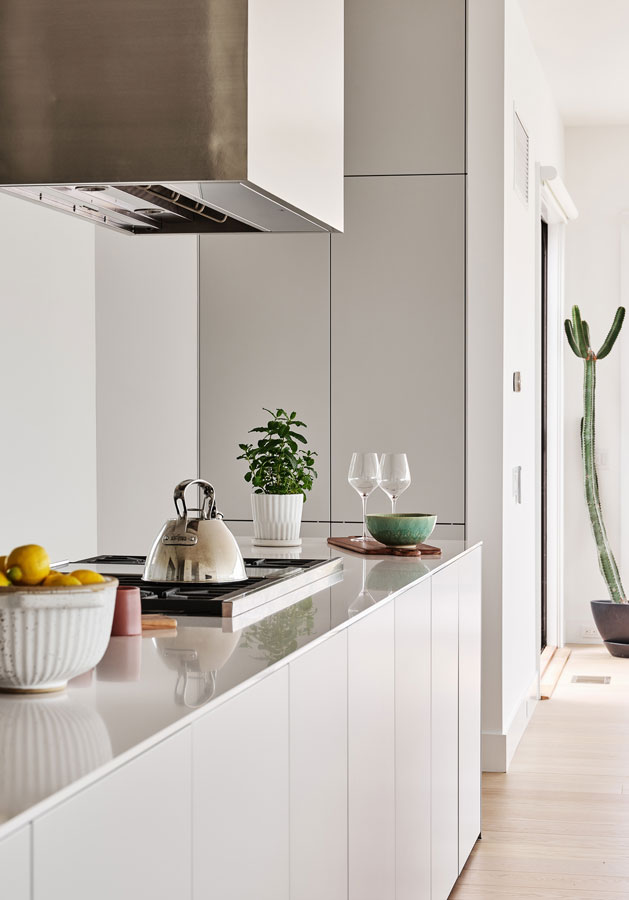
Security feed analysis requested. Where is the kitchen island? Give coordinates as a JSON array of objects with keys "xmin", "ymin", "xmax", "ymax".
[{"xmin": 0, "ymin": 538, "xmax": 481, "ymax": 900}]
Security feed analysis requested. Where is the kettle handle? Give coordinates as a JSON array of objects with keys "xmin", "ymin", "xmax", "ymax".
[{"xmin": 173, "ymin": 479, "xmax": 216, "ymax": 520}]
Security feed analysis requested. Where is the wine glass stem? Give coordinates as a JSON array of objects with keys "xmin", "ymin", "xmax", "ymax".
[
  {"xmin": 391, "ymin": 495, "xmax": 397, "ymax": 514},
  {"xmin": 361, "ymin": 494, "xmax": 368, "ymax": 541}
]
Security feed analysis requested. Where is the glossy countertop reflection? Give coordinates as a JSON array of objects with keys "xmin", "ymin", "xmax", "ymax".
[{"xmin": 0, "ymin": 538, "xmax": 478, "ymax": 834}]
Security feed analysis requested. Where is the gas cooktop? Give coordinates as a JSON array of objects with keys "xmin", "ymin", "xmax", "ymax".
[{"xmin": 72, "ymin": 554, "xmax": 343, "ymax": 618}]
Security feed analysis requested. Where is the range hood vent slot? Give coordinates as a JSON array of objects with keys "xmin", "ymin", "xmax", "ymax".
[{"xmin": 0, "ymin": 184, "xmax": 259, "ymax": 235}]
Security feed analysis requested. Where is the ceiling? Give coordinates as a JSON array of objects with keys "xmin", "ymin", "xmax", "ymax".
[{"xmin": 519, "ymin": 0, "xmax": 629, "ymax": 125}]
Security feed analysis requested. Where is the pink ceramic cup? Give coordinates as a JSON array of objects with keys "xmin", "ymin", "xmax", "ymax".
[{"xmin": 111, "ymin": 586, "xmax": 142, "ymax": 637}]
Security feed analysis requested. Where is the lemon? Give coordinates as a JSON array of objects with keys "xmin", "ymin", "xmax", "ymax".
[
  {"xmin": 0, "ymin": 572, "xmax": 10, "ymax": 587},
  {"xmin": 7, "ymin": 545, "xmax": 50, "ymax": 586},
  {"xmin": 43, "ymin": 573, "xmax": 81, "ymax": 587},
  {"xmin": 6, "ymin": 566, "xmax": 23, "ymax": 584},
  {"xmin": 71, "ymin": 569, "xmax": 105, "ymax": 585},
  {"xmin": 42, "ymin": 572, "xmax": 65, "ymax": 586}
]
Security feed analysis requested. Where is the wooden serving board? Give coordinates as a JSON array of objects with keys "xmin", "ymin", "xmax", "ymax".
[
  {"xmin": 327, "ymin": 536, "xmax": 441, "ymax": 557},
  {"xmin": 141, "ymin": 614, "xmax": 177, "ymax": 632}
]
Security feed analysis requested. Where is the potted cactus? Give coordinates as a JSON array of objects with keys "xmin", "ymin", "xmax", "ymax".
[{"xmin": 565, "ymin": 304, "xmax": 628, "ymax": 656}]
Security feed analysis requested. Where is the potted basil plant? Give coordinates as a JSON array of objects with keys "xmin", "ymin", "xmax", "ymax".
[{"xmin": 237, "ymin": 408, "xmax": 318, "ymax": 547}]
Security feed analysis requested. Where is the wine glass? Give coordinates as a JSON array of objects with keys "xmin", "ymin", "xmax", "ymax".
[
  {"xmin": 348, "ymin": 452, "xmax": 380, "ymax": 542},
  {"xmin": 348, "ymin": 558, "xmax": 376, "ymax": 616},
  {"xmin": 379, "ymin": 452, "xmax": 411, "ymax": 513}
]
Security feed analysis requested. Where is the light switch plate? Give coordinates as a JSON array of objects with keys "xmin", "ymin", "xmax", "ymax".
[{"xmin": 512, "ymin": 466, "xmax": 522, "ymax": 504}]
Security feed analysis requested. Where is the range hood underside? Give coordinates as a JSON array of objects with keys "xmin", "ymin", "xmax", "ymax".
[{"xmin": 0, "ymin": 181, "xmax": 329, "ymax": 235}]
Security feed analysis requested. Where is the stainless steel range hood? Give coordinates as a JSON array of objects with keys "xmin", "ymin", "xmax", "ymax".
[{"xmin": 0, "ymin": 0, "xmax": 343, "ymax": 235}]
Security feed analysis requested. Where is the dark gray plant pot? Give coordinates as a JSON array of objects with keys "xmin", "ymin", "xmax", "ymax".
[{"xmin": 590, "ymin": 600, "xmax": 629, "ymax": 656}]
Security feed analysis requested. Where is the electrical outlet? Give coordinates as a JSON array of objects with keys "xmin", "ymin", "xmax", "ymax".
[
  {"xmin": 596, "ymin": 449, "xmax": 609, "ymax": 471},
  {"xmin": 582, "ymin": 625, "xmax": 599, "ymax": 639}
]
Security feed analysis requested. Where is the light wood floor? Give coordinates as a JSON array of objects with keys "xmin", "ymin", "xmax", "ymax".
[{"xmin": 451, "ymin": 644, "xmax": 629, "ymax": 899}]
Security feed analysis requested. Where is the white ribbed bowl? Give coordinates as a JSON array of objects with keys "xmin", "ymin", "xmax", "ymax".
[{"xmin": 0, "ymin": 577, "xmax": 117, "ymax": 693}]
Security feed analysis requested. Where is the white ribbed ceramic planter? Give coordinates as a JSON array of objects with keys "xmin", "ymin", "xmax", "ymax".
[
  {"xmin": 0, "ymin": 577, "xmax": 117, "ymax": 692},
  {"xmin": 251, "ymin": 493, "xmax": 304, "ymax": 546}
]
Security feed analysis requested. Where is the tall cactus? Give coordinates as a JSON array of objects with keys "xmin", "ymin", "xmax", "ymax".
[{"xmin": 565, "ymin": 305, "xmax": 626, "ymax": 603}]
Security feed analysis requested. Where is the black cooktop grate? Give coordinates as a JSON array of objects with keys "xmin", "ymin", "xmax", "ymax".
[
  {"xmin": 76, "ymin": 555, "xmax": 326, "ymax": 616},
  {"xmin": 117, "ymin": 572, "xmax": 260, "ymax": 598}
]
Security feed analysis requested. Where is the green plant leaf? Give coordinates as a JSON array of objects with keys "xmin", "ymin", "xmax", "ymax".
[
  {"xmin": 565, "ymin": 319, "xmax": 582, "ymax": 358},
  {"xmin": 237, "ymin": 407, "xmax": 318, "ymax": 495}
]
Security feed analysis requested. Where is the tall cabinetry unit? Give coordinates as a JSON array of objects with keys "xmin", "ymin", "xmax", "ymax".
[
  {"xmin": 198, "ymin": 0, "xmax": 466, "ymax": 537},
  {"xmin": 333, "ymin": 0, "xmax": 466, "ymax": 527}
]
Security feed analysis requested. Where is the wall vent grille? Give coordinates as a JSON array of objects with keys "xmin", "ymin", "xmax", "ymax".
[
  {"xmin": 571, "ymin": 675, "xmax": 611, "ymax": 684},
  {"xmin": 514, "ymin": 111, "xmax": 529, "ymax": 205}
]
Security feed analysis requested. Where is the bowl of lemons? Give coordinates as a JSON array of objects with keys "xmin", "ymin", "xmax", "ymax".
[{"xmin": 0, "ymin": 545, "xmax": 117, "ymax": 693}]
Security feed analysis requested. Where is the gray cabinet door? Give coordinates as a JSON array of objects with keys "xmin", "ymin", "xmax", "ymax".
[
  {"xmin": 331, "ymin": 175, "xmax": 465, "ymax": 525},
  {"xmin": 199, "ymin": 234, "xmax": 330, "ymax": 528},
  {"xmin": 0, "ymin": 826, "xmax": 30, "ymax": 900},
  {"xmin": 345, "ymin": 0, "xmax": 465, "ymax": 176}
]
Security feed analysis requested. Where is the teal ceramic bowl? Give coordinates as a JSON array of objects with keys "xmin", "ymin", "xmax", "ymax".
[{"xmin": 366, "ymin": 513, "xmax": 437, "ymax": 549}]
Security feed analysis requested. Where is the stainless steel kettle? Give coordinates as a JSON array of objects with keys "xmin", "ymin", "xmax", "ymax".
[{"xmin": 143, "ymin": 479, "xmax": 247, "ymax": 583}]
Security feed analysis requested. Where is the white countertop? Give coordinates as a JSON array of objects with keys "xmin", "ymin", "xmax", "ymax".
[{"xmin": 0, "ymin": 538, "xmax": 479, "ymax": 838}]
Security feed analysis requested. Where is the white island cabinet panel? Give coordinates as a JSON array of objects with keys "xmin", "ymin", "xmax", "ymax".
[
  {"xmin": 458, "ymin": 547, "xmax": 482, "ymax": 869},
  {"xmin": 289, "ymin": 631, "xmax": 348, "ymax": 900},
  {"xmin": 431, "ymin": 564, "xmax": 459, "ymax": 900},
  {"xmin": 348, "ymin": 603, "xmax": 395, "ymax": 900},
  {"xmin": 0, "ymin": 825, "xmax": 31, "ymax": 900},
  {"xmin": 192, "ymin": 668, "xmax": 289, "ymax": 900},
  {"xmin": 33, "ymin": 729, "xmax": 192, "ymax": 900},
  {"xmin": 395, "ymin": 578, "xmax": 431, "ymax": 900}
]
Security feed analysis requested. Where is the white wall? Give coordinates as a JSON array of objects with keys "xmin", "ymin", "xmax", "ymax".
[
  {"xmin": 501, "ymin": 0, "xmax": 564, "ymax": 734},
  {"xmin": 0, "ymin": 193, "xmax": 97, "ymax": 562},
  {"xmin": 468, "ymin": 0, "xmax": 564, "ymax": 769},
  {"xmin": 467, "ymin": 0, "xmax": 505, "ymax": 747},
  {"xmin": 563, "ymin": 127, "xmax": 629, "ymax": 642},
  {"xmin": 95, "ymin": 231, "xmax": 198, "ymax": 554}
]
